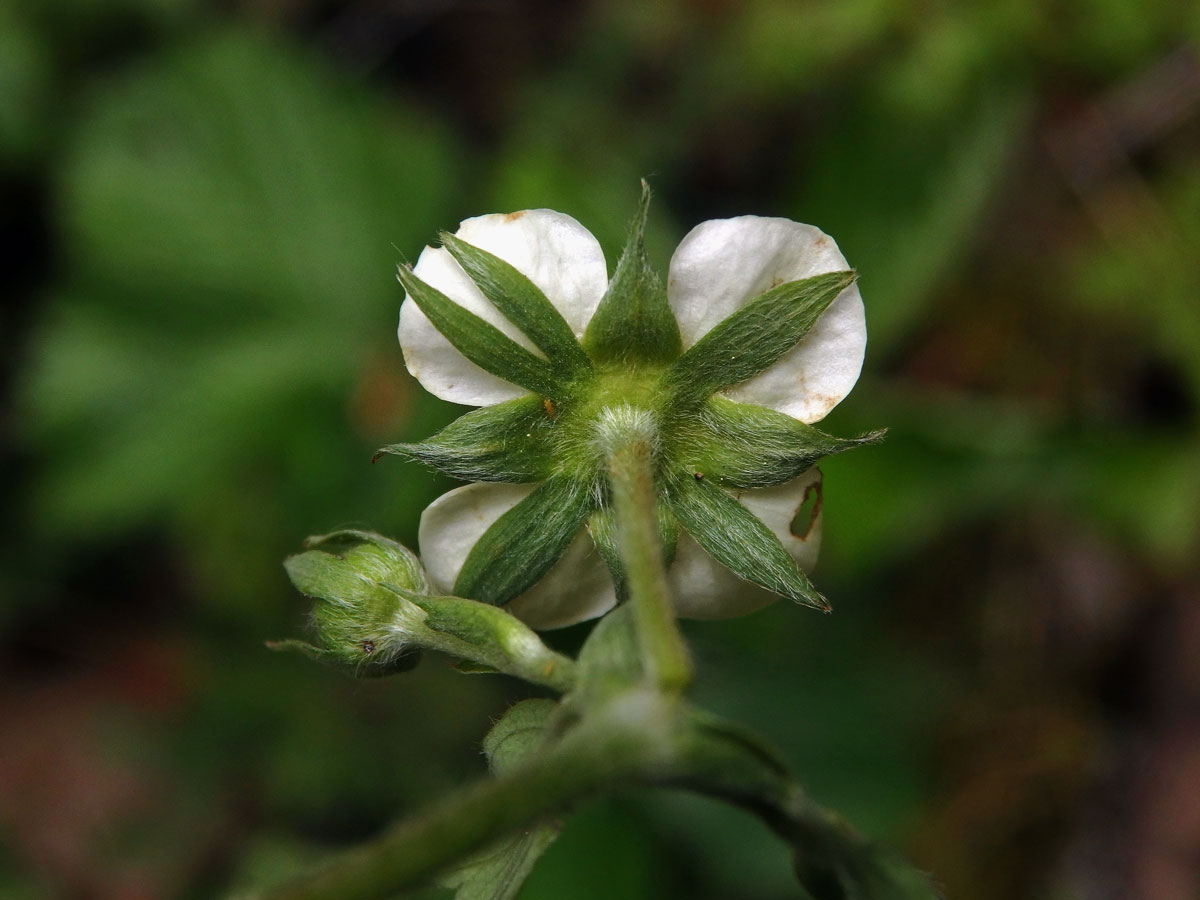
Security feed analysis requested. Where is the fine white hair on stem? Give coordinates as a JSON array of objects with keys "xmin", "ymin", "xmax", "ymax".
[{"xmin": 591, "ymin": 404, "xmax": 659, "ymax": 460}]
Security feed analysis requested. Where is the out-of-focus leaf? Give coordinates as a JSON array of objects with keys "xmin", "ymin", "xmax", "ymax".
[
  {"xmin": 1058, "ymin": 432, "xmax": 1200, "ymax": 571},
  {"xmin": 57, "ymin": 32, "xmax": 455, "ymax": 331},
  {"xmin": 795, "ymin": 82, "xmax": 1031, "ymax": 355},
  {"xmin": 437, "ymin": 798, "xmax": 558, "ymax": 900},
  {"xmin": 517, "ymin": 798, "xmax": 660, "ymax": 900},
  {"xmin": 16, "ymin": 30, "xmax": 463, "ymax": 619},
  {"xmin": 1052, "ymin": 0, "xmax": 1195, "ymax": 72},
  {"xmin": 1070, "ymin": 166, "xmax": 1200, "ymax": 399},
  {"xmin": 440, "ymin": 699, "xmax": 562, "ymax": 900},
  {"xmin": 0, "ymin": 3, "xmax": 49, "ymax": 162},
  {"xmin": 819, "ymin": 386, "xmax": 1051, "ymax": 573},
  {"xmin": 486, "ymin": 77, "xmax": 678, "ymax": 263},
  {"xmin": 28, "ymin": 0, "xmax": 194, "ymax": 24},
  {"xmin": 714, "ymin": 0, "xmax": 896, "ymax": 100},
  {"xmin": 686, "ymin": 595, "xmax": 950, "ymax": 842},
  {"xmin": 1062, "ymin": 166, "xmax": 1200, "ymax": 566}
]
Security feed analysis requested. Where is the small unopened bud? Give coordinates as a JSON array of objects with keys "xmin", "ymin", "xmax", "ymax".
[
  {"xmin": 276, "ymin": 530, "xmax": 430, "ymax": 677},
  {"xmin": 274, "ymin": 529, "xmax": 578, "ymax": 691}
]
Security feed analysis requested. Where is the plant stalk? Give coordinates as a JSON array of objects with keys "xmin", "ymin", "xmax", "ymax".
[
  {"xmin": 607, "ymin": 434, "xmax": 693, "ymax": 693},
  {"xmin": 253, "ymin": 693, "xmax": 671, "ymax": 900}
]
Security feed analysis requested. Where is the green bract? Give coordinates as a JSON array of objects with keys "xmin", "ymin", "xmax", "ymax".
[{"xmin": 385, "ymin": 186, "xmax": 878, "ymax": 629}]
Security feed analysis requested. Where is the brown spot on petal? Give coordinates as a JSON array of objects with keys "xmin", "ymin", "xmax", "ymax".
[
  {"xmin": 789, "ymin": 476, "xmax": 823, "ymax": 540},
  {"xmin": 805, "ymin": 393, "xmax": 839, "ymax": 422},
  {"xmin": 504, "ymin": 211, "xmax": 527, "ymax": 222}
]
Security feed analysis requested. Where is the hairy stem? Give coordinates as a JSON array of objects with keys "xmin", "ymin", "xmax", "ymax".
[
  {"xmin": 607, "ymin": 430, "xmax": 693, "ymax": 693},
  {"xmin": 252, "ymin": 692, "xmax": 675, "ymax": 900},
  {"xmin": 251, "ymin": 695, "xmax": 939, "ymax": 900}
]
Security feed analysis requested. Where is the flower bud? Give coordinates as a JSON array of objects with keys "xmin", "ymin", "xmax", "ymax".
[
  {"xmin": 277, "ymin": 530, "xmax": 430, "ymax": 677},
  {"xmin": 275, "ymin": 529, "xmax": 578, "ymax": 691}
]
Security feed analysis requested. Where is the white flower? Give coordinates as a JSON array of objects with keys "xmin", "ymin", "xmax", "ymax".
[{"xmin": 398, "ymin": 208, "xmax": 866, "ymax": 629}]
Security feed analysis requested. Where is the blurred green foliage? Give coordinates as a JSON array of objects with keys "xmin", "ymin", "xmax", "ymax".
[
  {"xmin": 2, "ymin": 0, "xmax": 1198, "ymax": 898},
  {"xmin": 19, "ymin": 28, "xmax": 463, "ymax": 627}
]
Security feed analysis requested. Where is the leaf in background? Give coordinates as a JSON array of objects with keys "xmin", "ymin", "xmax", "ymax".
[
  {"xmin": 1070, "ymin": 165, "xmax": 1200, "ymax": 400},
  {"xmin": 818, "ymin": 387, "xmax": 1050, "ymax": 575},
  {"xmin": 485, "ymin": 70, "xmax": 680, "ymax": 264},
  {"xmin": 711, "ymin": 0, "xmax": 897, "ymax": 101},
  {"xmin": 440, "ymin": 699, "xmax": 562, "ymax": 900},
  {"xmin": 794, "ymin": 81, "xmax": 1031, "ymax": 356},
  {"xmin": 15, "ymin": 30, "xmax": 463, "ymax": 619},
  {"xmin": 0, "ymin": 2, "xmax": 50, "ymax": 164},
  {"xmin": 1056, "ymin": 152, "xmax": 1200, "ymax": 570},
  {"xmin": 0, "ymin": 0, "xmax": 198, "ymax": 164}
]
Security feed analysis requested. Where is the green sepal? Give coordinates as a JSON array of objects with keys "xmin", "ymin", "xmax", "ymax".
[
  {"xmin": 587, "ymin": 508, "xmax": 625, "ymax": 599},
  {"xmin": 588, "ymin": 502, "xmax": 679, "ymax": 601},
  {"xmin": 667, "ymin": 475, "xmax": 829, "ymax": 611},
  {"xmin": 454, "ymin": 476, "xmax": 594, "ymax": 606},
  {"xmin": 582, "ymin": 181, "xmax": 682, "ymax": 365},
  {"xmin": 666, "ymin": 270, "xmax": 856, "ymax": 407},
  {"xmin": 482, "ymin": 698, "xmax": 560, "ymax": 775},
  {"xmin": 286, "ymin": 529, "xmax": 430, "ymax": 595},
  {"xmin": 374, "ymin": 395, "xmax": 556, "ymax": 483},
  {"xmin": 571, "ymin": 604, "xmax": 644, "ymax": 710},
  {"xmin": 673, "ymin": 396, "xmax": 885, "ymax": 489},
  {"xmin": 440, "ymin": 232, "xmax": 592, "ymax": 379},
  {"xmin": 398, "ymin": 264, "xmax": 562, "ymax": 397}
]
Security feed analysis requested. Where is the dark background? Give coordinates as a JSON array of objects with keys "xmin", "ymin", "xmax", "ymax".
[{"xmin": 2, "ymin": 1, "xmax": 1199, "ymax": 897}]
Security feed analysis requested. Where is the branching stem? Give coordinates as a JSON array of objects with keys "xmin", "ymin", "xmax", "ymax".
[{"xmin": 252, "ymin": 692, "xmax": 671, "ymax": 900}]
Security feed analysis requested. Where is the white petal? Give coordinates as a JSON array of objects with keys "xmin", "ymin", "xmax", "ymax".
[
  {"xmin": 667, "ymin": 217, "xmax": 866, "ymax": 423},
  {"xmin": 667, "ymin": 531, "xmax": 776, "ymax": 620},
  {"xmin": 669, "ymin": 468, "xmax": 824, "ymax": 619},
  {"xmin": 398, "ymin": 210, "xmax": 608, "ymax": 407},
  {"xmin": 738, "ymin": 466, "xmax": 824, "ymax": 575},
  {"xmin": 504, "ymin": 530, "xmax": 617, "ymax": 630},
  {"xmin": 418, "ymin": 482, "xmax": 616, "ymax": 630}
]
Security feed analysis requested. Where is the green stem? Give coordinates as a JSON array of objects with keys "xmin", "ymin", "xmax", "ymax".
[
  {"xmin": 251, "ymin": 697, "xmax": 940, "ymax": 900},
  {"xmin": 254, "ymin": 692, "xmax": 674, "ymax": 900},
  {"xmin": 668, "ymin": 715, "xmax": 944, "ymax": 899},
  {"xmin": 607, "ymin": 434, "xmax": 693, "ymax": 693}
]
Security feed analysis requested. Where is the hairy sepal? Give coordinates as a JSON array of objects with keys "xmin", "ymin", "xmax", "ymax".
[
  {"xmin": 582, "ymin": 181, "xmax": 682, "ymax": 365},
  {"xmin": 588, "ymin": 502, "xmax": 680, "ymax": 600},
  {"xmin": 398, "ymin": 265, "xmax": 563, "ymax": 397},
  {"xmin": 666, "ymin": 270, "xmax": 856, "ymax": 407},
  {"xmin": 571, "ymin": 604, "xmax": 644, "ymax": 709},
  {"xmin": 673, "ymin": 396, "xmax": 885, "ymax": 489},
  {"xmin": 667, "ymin": 476, "xmax": 829, "ymax": 611},
  {"xmin": 440, "ymin": 232, "xmax": 593, "ymax": 380},
  {"xmin": 454, "ymin": 476, "xmax": 594, "ymax": 606},
  {"xmin": 375, "ymin": 396, "xmax": 555, "ymax": 483}
]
